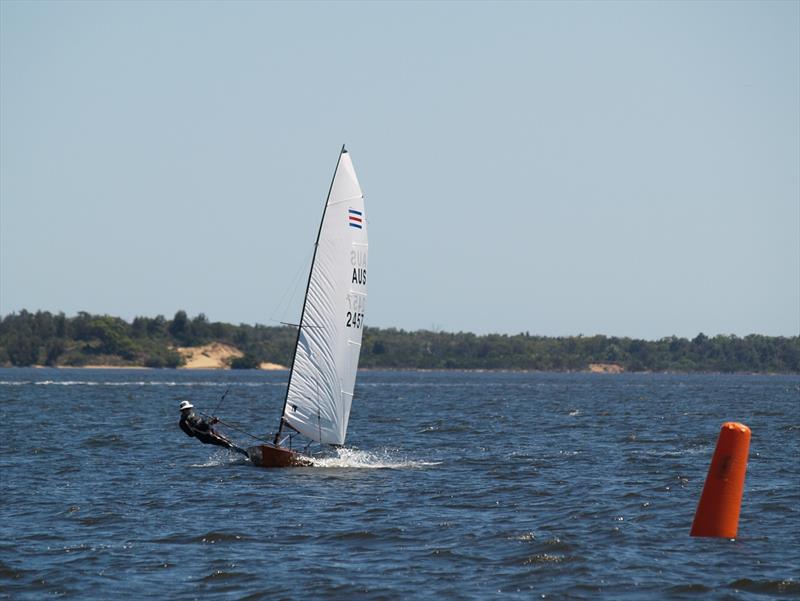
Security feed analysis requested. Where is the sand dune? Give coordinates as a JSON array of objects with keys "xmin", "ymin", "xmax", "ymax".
[
  {"xmin": 177, "ymin": 342, "xmax": 242, "ymax": 369},
  {"xmin": 176, "ymin": 342, "xmax": 287, "ymax": 370},
  {"xmin": 588, "ymin": 362, "xmax": 624, "ymax": 374},
  {"xmin": 259, "ymin": 362, "xmax": 288, "ymax": 371}
]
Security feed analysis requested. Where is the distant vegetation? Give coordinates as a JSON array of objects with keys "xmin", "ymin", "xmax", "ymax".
[
  {"xmin": 0, "ymin": 310, "xmax": 295, "ymax": 369},
  {"xmin": 0, "ymin": 310, "xmax": 798, "ymax": 373}
]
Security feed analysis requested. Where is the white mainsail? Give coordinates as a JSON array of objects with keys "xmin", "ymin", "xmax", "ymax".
[{"xmin": 280, "ymin": 148, "xmax": 367, "ymax": 446}]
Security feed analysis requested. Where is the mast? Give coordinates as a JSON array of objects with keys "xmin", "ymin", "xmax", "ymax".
[{"xmin": 274, "ymin": 144, "xmax": 347, "ymax": 445}]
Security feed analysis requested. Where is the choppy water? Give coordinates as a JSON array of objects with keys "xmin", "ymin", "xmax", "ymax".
[{"xmin": 1, "ymin": 369, "xmax": 798, "ymax": 599}]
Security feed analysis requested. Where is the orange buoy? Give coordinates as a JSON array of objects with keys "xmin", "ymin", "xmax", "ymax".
[{"xmin": 690, "ymin": 421, "xmax": 751, "ymax": 538}]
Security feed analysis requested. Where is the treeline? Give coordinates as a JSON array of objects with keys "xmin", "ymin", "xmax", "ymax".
[
  {"xmin": 361, "ymin": 329, "xmax": 799, "ymax": 373},
  {"xmin": 0, "ymin": 310, "xmax": 798, "ymax": 373},
  {"xmin": 0, "ymin": 310, "xmax": 296, "ymax": 368}
]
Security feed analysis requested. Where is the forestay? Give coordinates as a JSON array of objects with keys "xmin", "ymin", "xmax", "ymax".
[{"xmin": 281, "ymin": 149, "xmax": 367, "ymax": 446}]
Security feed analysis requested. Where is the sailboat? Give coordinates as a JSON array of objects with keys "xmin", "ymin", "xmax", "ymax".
[{"xmin": 247, "ymin": 146, "xmax": 368, "ymax": 467}]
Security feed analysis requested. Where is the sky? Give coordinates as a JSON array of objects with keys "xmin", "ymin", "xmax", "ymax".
[{"xmin": 1, "ymin": 1, "xmax": 798, "ymax": 340}]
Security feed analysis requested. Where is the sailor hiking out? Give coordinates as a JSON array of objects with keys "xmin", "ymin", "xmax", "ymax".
[{"xmin": 178, "ymin": 400, "xmax": 248, "ymax": 456}]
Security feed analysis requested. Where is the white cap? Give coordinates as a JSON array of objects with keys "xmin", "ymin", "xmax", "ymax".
[{"xmin": 179, "ymin": 400, "xmax": 194, "ymax": 411}]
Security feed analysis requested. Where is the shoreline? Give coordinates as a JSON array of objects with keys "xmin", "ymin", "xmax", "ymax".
[
  {"xmin": 8, "ymin": 365, "xmax": 795, "ymax": 376},
  {"xmin": 27, "ymin": 364, "xmax": 291, "ymax": 371}
]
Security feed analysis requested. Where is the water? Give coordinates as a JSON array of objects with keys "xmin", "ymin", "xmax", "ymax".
[{"xmin": 1, "ymin": 369, "xmax": 798, "ymax": 599}]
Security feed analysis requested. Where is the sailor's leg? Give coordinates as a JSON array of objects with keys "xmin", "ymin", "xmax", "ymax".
[
  {"xmin": 206, "ymin": 433, "xmax": 248, "ymax": 456},
  {"xmin": 203, "ymin": 434, "xmax": 232, "ymax": 449},
  {"xmin": 230, "ymin": 444, "xmax": 249, "ymax": 457}
]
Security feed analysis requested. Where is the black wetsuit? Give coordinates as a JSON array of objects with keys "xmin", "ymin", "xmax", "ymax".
[{"xmin": 179, "ymin": 412, "xmax": 247, "ymax": 456}]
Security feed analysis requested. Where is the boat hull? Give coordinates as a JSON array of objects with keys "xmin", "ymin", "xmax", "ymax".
[{"xmin": 247, "ymin": 444, "xmax": 313, "ymax": 468}]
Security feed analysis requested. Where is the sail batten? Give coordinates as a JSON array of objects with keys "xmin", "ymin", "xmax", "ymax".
[
  {"xmin": 280, "ymin": 149, "xmax": 367, "ymax": 446},
  {"xmin": 329, "ymin": 195, "xmax": 364, "ymax": 205}
]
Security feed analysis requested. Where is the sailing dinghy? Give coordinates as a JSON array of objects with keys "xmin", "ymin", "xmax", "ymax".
[{"xmin": 247, "ymin": 146, "xmax": 368, "ymax": 467}]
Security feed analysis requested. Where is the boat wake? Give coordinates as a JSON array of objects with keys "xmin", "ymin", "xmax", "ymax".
[
  {"xmin": 191, "ymin": 449, "xmax": 249, "ymax": 468},
  {"xmin": 309, "ymin": 447, "xmax": 441, "ymax": 469}
]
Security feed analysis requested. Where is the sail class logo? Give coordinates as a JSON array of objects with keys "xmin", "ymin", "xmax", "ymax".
[{"xmin": 348, "ymin": 209, "xmax": 363, "ymax": 229}]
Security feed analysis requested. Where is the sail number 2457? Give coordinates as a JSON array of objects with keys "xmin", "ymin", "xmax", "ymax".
[{"xmin": 346, "ymin": 312, "xmax": 364, "ymax": 329}]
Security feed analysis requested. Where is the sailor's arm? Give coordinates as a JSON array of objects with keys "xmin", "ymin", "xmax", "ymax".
[
  {"xmin": 187, "ymin": 414, "xmax": 212, "ymax": 433},
  {"xmin": 179, "ymin": 419, "xmax": 195, "ymax": 437}
]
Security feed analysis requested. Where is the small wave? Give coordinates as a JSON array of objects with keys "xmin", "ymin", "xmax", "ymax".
[
  {"xmin": 77, "ymin": 514, "xmax": 120, "ymax": 527},
  {"xmin": 152, "ymin": 532, "xmax": 251, "ymax": 545},
  {"xmin": 417, "ymin": 423, "xmax": 472, "ymax": 434},
  {"xmin": 82, "ymin": 434, "xmax": 126, "ymax": 449},
  {"xmin": 727, "ymin": 578, "xmax": 799, "ymax": 594},
  {"xmin": 539, "ymin": 536, "xmax": 574, "ymax": 552},
  {"xmin": 0, "ymin": 561, "xmax": 28, "ymax": 580},
  {"xmin": 310, "ymin": 448, "xmax": 441, "ymax": 469},
  {"xmin": 327, "ymin": 530, "xmax": 379, "ymax": 541},
  {"xmin": 523, "ymin": 553, "xmax": 571, "ymax": 564},
  {"xmin": 200, "ymin": 570, "xmax": 252, "ymax": 582},
  {"xmin": 668, "ymin": 584, "xmax": 712, "ymax": 594},
  {"xmin": 422, "ymin": 548, "xmax": 461, "ymax": 559}
]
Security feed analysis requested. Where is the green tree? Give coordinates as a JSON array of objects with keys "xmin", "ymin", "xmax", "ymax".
[
  {"xmin": 231, "ymin": 354, "xmax": 260, "ymax": 369},
  {"xmin": 169, "ymin": 310, "xmax": 189, "ymax": 340},
  {"xmin": 6, "ymin": 334, "xmax": 39, "ymax": 365}
]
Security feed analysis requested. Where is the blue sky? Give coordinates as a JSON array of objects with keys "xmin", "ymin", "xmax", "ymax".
[{"xmin": 1, "ymin": 0, "xmax": 798, "ymax": 339}]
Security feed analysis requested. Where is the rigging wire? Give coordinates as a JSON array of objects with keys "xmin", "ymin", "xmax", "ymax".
[
  {"xmin": 269, "ymin": 245, "xmax": 314, "ymax": 327},
  {"xmin": 199, "ymin": 412, "xmax": 273, "ymax": 445},
  {"xmin": 211, "ymin": 387, "xmax": 230, "ymax": 416}
]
